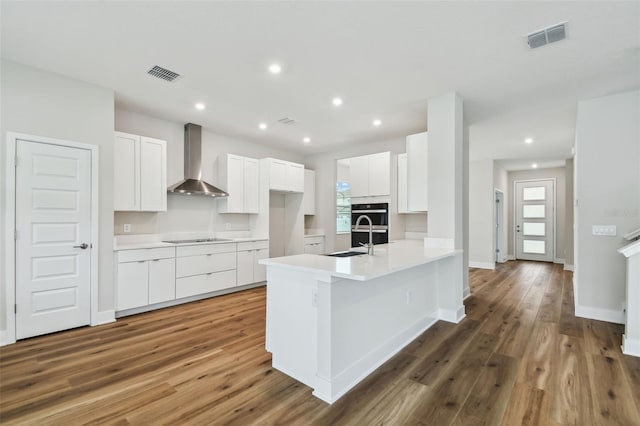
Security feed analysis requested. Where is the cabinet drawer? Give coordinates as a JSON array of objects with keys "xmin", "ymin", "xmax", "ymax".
[
  {"xmin": 304, "ymin": 236, "xmax": 324, "ymax": 245},
  {"xmin": 118, "ymin": 247, "xmax": 175, "ymax": 263},
  {"xmin": 176, "ymin": 251, "xmax": 236, "ymax": 278},
  {"xmin": 176, "ymin": 242, "xmax": 236, "ymax": 257},
  {"xmin": 176, "ymin": 270, "xmax": 237, "ymax": 299},
  {"xmin": 237, "ymin": 240, "xmax": 269, "ymax": 251}
]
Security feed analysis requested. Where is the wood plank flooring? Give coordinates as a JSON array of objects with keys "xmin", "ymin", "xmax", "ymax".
[{"xmin": 2, "ymin": 261, "xmax": 639, "ymax": 425}]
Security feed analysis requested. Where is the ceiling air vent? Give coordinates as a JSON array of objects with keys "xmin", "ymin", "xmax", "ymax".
[
  {"xmin": 147, "ymin": 65, "xmax": 181, "ymax": 82},
  {"xmin": 527, "ymin": 22, "xmax": 567, "ymax": 49},
  {"xmin": 277, "ymin": 117, "xmax": 297, "ymax": 125}
]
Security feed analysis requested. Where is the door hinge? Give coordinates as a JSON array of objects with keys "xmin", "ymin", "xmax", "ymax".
[
  {"xmin": 14, "ymin": 304, "xmax": 17, "ymax": 314},
  {"xmin": 496, "ymin": 249, "xmax": 500, "ymax": 253},
  {"xmin": 14, "ymin": 230, "xmax": 17, "ymax": 240}
]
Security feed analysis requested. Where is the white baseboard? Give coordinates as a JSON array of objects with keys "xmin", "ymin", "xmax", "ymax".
[
  {"xmin": 622, "ymin": 335, "xmax": 640, "ymax": 357},
  {"xmin": 310, "ymin": 312, "xmax": 439, "ymax": 404},
  {"xmin": 564, "ymin": 264, "xmax": 574, "ymax": 271},
  {"xmin": 0, "ymin": 330, "xmax": 15, "ymax": 347},
  {"xmin": 438, "ymin": 306, "xmax": 466, "ymax": 324},
  {"xmin": 554, "ymin": 258, "xmax": 565, "ymax": 265},
  {"xmin": 468, "ymin": 261, "xmax": 495, "ymax": 270},
  {"xmin": 94, "ymin": 310, "xmax": 116, "ymax": 326},
  {"xmin": 463, "ymin": 286, "xmax": 471, "ymax": 300},
  {"xmin": 575, "ymin": 304, "xmax": 625, "ymax": 324}
]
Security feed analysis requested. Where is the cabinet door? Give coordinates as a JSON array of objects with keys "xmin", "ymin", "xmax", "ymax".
[
  {"xmin": 117, "ymin": 261, "xmax": 148, "ymax": 310},
  {"xmin": 148, "ymin": 258, "xmax": 175, "ymax": 304},
  {"xmin": 114, "ymin": 132, "xmax": 140, "ymax": 211},
  {"xmin": 269, "ymin": 159, "xmax": 287, "ymax": 191},
  {"xmin": 140, "ymin": 137, "xmax": 167, "ymax": 211},
  {"xmin": 397, "ymin": 153, "xmax": 409, "ymax": 213},
  {"xmin": 368, "ymin": 152, "xmax": 390, "ymax": 196},
  {"xmin": 225, "ymin": 154, "xmax": 245, "ymax": 213},
  {"xmin": 253, "ymin": 248, "xmax": 269, "ymax": 283},
  {"xmin": 304, "ymin": 169, "xmax": 316, "ymax": 215},
  {"xmin": 407, "ymin": 132, "xmax": 428, "ymax": 211},
  {"xmin": 287, "ymin": 163, "xmax": 305, "ymax": 193},
  {"xmin": 243, "ymin": 157, "xmax": 259, "ymax": 213},
  {"xmin": 349, "ymin": 155, "xmax": 369, "ymax": 197},
  {"xmin": 236, "ymin": 250, "xmax": 254, "ymax": 286}
]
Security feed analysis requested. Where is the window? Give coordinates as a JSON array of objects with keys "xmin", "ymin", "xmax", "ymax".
[{"xmin": 336, "ymin": 181, "xmax": 351, "ymax": 233}]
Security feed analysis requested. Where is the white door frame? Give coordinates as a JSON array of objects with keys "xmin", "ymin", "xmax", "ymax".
[
  {"xmin": 512, "ymin": 178, "xmax": 556, "ymax": 262},
  {"xmin": 494, "ymin": 188, "xmax": 505, "ymax": 263},
  {"xmin": 4, "ymin": 132, "xmax": 100, "ymax": 345}
]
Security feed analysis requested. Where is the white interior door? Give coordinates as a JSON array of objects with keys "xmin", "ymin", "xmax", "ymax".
[
  {"xmin": 15, "ymin": 140, "xmax": 92, "ymax": 339},
  {"xmin": 515, "ymin": 180, "xmax": 554, "ymax": 262}
]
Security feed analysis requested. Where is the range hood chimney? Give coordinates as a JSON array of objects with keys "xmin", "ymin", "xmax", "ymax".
[{"xmin": 167, "ymin": 123, "xmax": 229, "ymax": 197}]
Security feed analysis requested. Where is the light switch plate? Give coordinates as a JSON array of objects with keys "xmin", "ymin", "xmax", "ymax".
[{"xmin": 592, "ymin": 225, "xmax": 616, "ymax": 236}]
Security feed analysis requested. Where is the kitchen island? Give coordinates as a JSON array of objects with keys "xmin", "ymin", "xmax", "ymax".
[{"xmin": 260, "ymin": 239, "xmax": 465, "ymax": 403}]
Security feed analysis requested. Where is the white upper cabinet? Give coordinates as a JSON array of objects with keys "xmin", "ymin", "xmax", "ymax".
[
  {"xmin": 304, "ymin": 169, "xmax": 316, "ymax": 215},
  {"xmin": 218, "ymin": 154, "xmax": 259, "ymax": 214},
  {"xmin": 397, "ymin": 153, "xmax": 409, "ymax": 213},
  {"xmin": 349, "ymin": 152, "xmax": 390, "ymax": 197},
  {"xmin": 406, "ymin": 132, "xmax": 428, "ymax": 211},
  {"xmin": 114, "ymin": 132, "xmax": 167, "ymax": 212},
  {"xmin": 265, "ymin": 158, "xmax": 304, "ymax": 193}
]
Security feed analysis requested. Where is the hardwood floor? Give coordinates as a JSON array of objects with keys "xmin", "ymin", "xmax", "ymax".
[{"xmin": 2, "ymin": 261, "xmax": 639, "ymax": 425}]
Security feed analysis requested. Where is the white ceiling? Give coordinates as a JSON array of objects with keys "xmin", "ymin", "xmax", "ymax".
[{"xmin": 1, "ymin": 1, "xmax": 639, "ymax": 169}]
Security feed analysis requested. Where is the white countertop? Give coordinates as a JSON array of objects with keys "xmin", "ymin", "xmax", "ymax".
[
  {"xmin": 260, "ymin": 239, "xmax": 461, "ymax": 281},
  {"xmin": 114, "ymin": 236, "xmax": 268, "ymax": 251}
]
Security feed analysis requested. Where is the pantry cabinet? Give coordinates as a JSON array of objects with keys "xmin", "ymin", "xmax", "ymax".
[{"xmin": 114, "ymin": 132, "xmax": 167, "ymax": 212}]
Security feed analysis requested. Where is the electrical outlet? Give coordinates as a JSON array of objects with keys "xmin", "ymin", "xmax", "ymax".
[
  {"xmin": 406, "ymin": 290, "xmax": 412, "ymax": 305},
  {"xmin": 311, "ymin": 289, "xmax": 318, "ymax": 307},
  {"xmin": 123, "ymin": 224, "xmax": 131, "ymax": 233},
  {"xmin": 592, "ymin": 225, "xmax": 616, "ymax": 236}
]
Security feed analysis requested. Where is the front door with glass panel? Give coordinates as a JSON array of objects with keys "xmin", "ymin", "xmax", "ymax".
[{"xmin": 515, "ymin": 180, "xmax": 554, "ymax": 262}]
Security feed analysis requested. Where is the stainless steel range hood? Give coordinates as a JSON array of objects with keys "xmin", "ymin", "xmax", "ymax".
[{"xmin": 167, "ymin": 123, "xmax": 229, "ymax": 197}]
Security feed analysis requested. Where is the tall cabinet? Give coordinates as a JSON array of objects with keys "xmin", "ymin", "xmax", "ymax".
[{"xmin": 114, "ymin": 132, "xmax": 167, "ymax": 212}]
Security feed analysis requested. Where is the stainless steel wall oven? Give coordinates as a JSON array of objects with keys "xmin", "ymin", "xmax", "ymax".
[{"xmin": 351, "ymin": 203, "xmax": 389, "ymax": 247}]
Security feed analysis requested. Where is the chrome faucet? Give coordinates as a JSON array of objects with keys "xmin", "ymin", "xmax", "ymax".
[{"xmin": 355, "ymin": 215, "xmax": 374, "ymax": 255}]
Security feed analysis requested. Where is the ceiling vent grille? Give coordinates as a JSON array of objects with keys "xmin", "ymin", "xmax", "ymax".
[
  {"xmin": 527, "ymin": 22, "xmax": 567, "ymax": 49},
  {"xmin": 147, "ymin": 65, "xmax": 181, "ymax": 82},
  {"xmin": 277, "ymin": 117, "xmax": 297, "ymax": 125}
]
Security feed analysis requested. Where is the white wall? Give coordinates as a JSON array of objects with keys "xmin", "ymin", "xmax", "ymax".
[
  {"xmin": 507, "ymin": 167, "xmax": 567, "ymax": 263},
  {"xmin": 1, "ymin": 60, "xmax": 115, "ymax": 333},
  {"xmin": 303, "ymin": 137, "xmax": 408, "ymax": 253},
  {"xmin": 469, "ymin": 160, "xmax": 495, "ymax": 268},
  {"xmin": 575, "ymin": 89, "xmax": 640, "ymax": 323},
  {"xmin": 114, "ymin": 108, "xmax": 304, "ymax": 236},
  {"xmin": 565, "ymin": 158, "xmax": 574, "ymax": 269}
]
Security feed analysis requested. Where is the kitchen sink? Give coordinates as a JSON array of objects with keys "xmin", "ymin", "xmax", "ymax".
[{"xmin": 325, "ymin": 251, "xmax": 366, "ymax": 258}]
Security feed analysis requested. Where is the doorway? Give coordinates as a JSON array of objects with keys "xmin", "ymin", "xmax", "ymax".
[
  {"xmin": 5, "ymin": 133, "xmax": 99, "ymax": 343},
  {"xmin": 514, "ymin": 179, "xmax": 555, "ymax": 262},
  {"xmin": 494, "ymin": 189, "xmax": 504, "ymax": 263}
]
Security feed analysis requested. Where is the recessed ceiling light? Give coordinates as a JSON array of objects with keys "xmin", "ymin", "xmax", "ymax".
[
  {"xmin": 195, "ymin": 102, "xmax": 206, "ymax": 111},
  {"xmin": 332, "ymin": 97, "xmax": 343, "ymax": 106},
  {"xmin": 259, "ymin": 123, "xmax": 267, "ymax": 130},
  {"xmin": 303, "ymin": 137, "xmax": 311, "ymax": 143},
  {"xmin": 525, "ymin": 137, "xmax": 533, "ymax": 144},
  {"xmin": 373, "ymin": 119, "xmax": 382, "ymax": 127},
  {"xmin": 532, "ymin": 163, "xmax": 538, "ymax": 169},
  {"xmin": 268, "ymin": 63, "xmax": 282, "ymax": 74}
]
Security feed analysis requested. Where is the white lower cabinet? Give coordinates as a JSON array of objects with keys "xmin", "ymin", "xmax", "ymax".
[
  {"xmin": 304, "ymin": 236, "xmax": 325, "ymax": 254},
  {"xmin": 176, "ymin": 243, "xmax": 237, "ymax": 299},
  {"xmin": 236, "ymin": 240, "xmax": 269, "ymax": 286},
  {"xmin": 116, "ymin": 247, "xmax": 176, "ymax": 311}
]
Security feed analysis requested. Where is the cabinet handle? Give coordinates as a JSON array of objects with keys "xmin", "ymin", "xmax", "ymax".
[
  {"xmin": 206, "ymin": 272, "xmax": 213, "ymax": 275},
  {"xmin": 207, "ymin": 254, "xmax": 213, "ymax": 256},
  {"xmin": 152, "ymin": 259, "xmax": 160, "ymax": 262},
  {"xmin": 137, "ymin": 260, "xmax": 145, "ymax": 263}
]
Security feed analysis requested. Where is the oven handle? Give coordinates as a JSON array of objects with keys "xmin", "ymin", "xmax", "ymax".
[
  {"xmin": 351, "ymin": 229, "xmax": 388, "ymax": 233},
  {"xmin": 351, "ymin": 209, "xmax": 388, "ymax": 213}
]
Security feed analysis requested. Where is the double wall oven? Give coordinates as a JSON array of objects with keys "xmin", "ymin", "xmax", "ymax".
[{"xmin": 351, "ymin": 203, "xmax": 389, "ymax": 247}]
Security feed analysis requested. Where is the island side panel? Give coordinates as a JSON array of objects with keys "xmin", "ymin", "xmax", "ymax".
[
  {"xmin": 265, "ymin": 266, "xmax": 321, "ymax": 389},
  {"xmin": 436, "ymin": 252, "xmax": 466, "ymax": 323},
  {"xmin": 316, "ymin": 262, "xmax": 441, "ymax": 403}
]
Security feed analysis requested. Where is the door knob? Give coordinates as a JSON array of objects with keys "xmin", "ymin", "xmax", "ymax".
[{"xmin": 73, "ymin": 243, "xmax": 89, "ymax": 249}]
